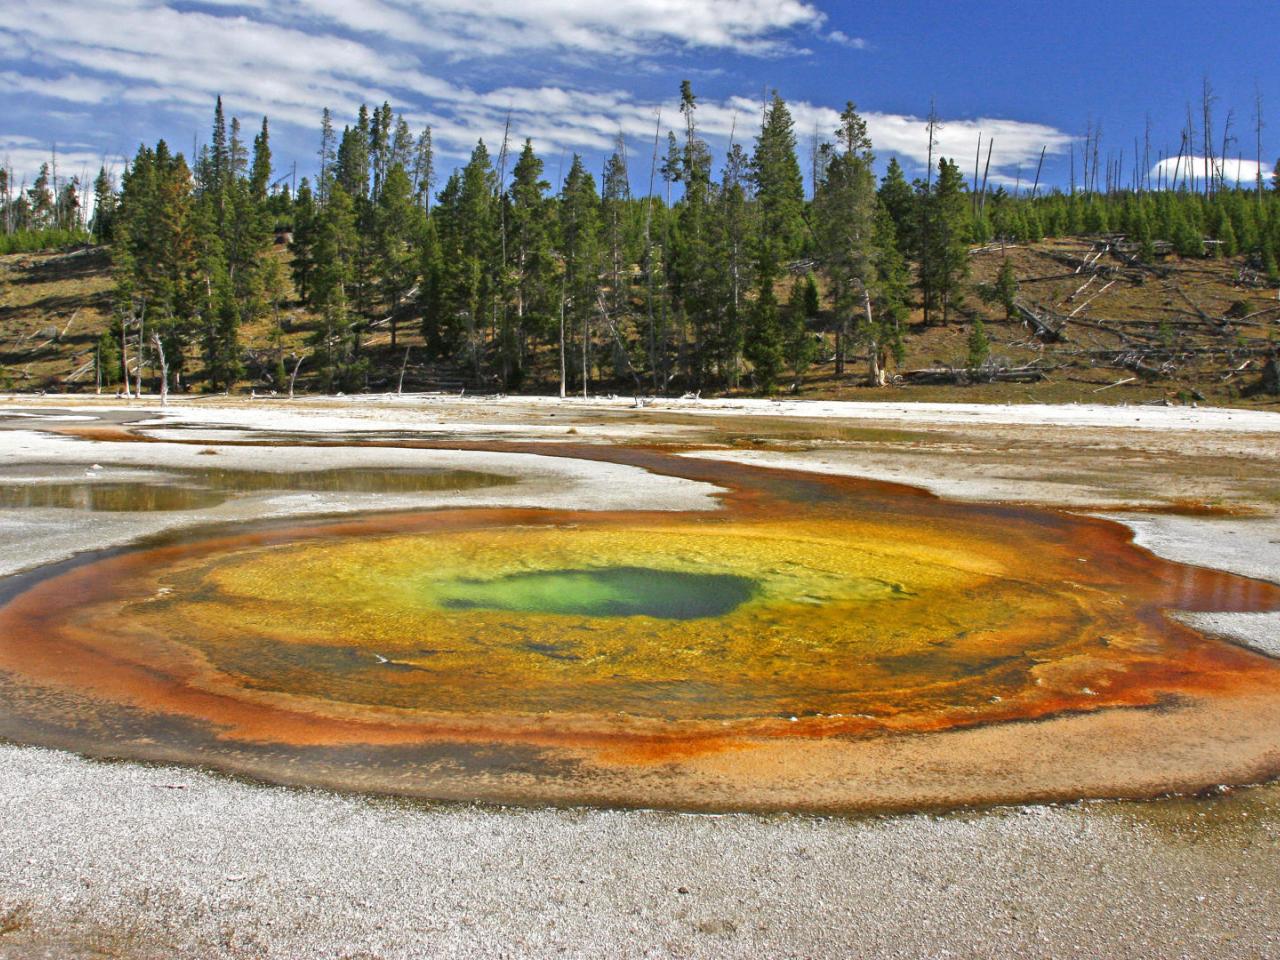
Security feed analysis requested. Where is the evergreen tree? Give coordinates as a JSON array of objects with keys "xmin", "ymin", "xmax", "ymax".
[
  {"xmin": 782, "ymin": 273, "xmax": 819, "ymax": 381},
  {"xmin": 318, "ymin": 107, "xmax": 336, "ymax": 201},
  {"xmin": 869, "ymin": 203, "xmax": 909, "ymax": 373},
  {"xmin": 504, "ymin": 140, "xmax": 555, "ymax": 386},
  {"xmin": 250, "ymin": 118, "xmax": 272, "ymax": 202},
  {"xmin": 745, "ymin": 92, "xmax": 804, "ymax": 390},
  {"xmin": 812, "ymin": 102, "xmax": 879, "ymax": 379},
  {"xmin": 994, "ymin": 257, "xmax": 1018, "ymax": 319},
  {"xmin": 751, "ymin": 92, "xmax": 806, "ymax": 271},
  {"xmin": 91, "ymin": 167, "xmax": 117, "ymax": 243},
  {"xmin": 211, "ymin": 96, "xmax": 229, "ymax": 198},
  {"xmin": 920, "ymin": 157, "xmax": 970, "ymax": 325},
  {"xmin": 878, "ymin": 158, "xmax": 916, "ymax": 254},
  {"xmin": 411, "ymin": 126, "xmax": 435, "ymax": 209},
  {"xmin": 309, "ymin": 184, "xmax": 360, "ymax": 388},
  {"xmin": 669, "ymin": 80, "xmax": 716, "ymax": 387},
  {"xmin": 425, "ymin": 142, "xmax": 496, "ymax": 371},
  {"xmin": 559, "ymin": 155, "xmax": 601, "ymax": 395},
  {"xmin": 744, "ymin": 282, "xmax": 784, "ymax": 392},
  {"xmin": 289, "ymin": 178, "xmax": 317, "ymax": 303},
  {"xmin": 967, "ymin": 318, "xmax": 991, "ymax": 371},
  {"xmin": 714, "ymin": 142, "xmax": 753, "ymax": 386},
  {"xmin": 660, "ymin": 132, "xmax": 681, "ymax": 206},
  {"xmin": 374, "ymin": 163, "xmax": 420, "ymax": 348}
]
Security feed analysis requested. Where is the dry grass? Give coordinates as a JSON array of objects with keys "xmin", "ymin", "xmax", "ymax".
[{"xmin": 2, "ymin": 239, "xmax": 1277, "ymax": 408}]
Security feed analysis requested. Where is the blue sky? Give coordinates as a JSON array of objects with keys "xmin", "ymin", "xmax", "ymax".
[{"xmin": 1, "ymin": 0, "xmax": 1277, "ymax": 196}]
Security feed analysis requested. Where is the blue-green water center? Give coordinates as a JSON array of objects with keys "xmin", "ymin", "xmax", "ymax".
[{"xmin": 436, "ymin": 566, "xmax": 757, "ymax": 620}]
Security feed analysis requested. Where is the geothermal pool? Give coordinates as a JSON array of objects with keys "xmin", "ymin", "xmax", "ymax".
[{"xmin": 1, "ymin": 429, "xmax": 1278, "ymax": 812}]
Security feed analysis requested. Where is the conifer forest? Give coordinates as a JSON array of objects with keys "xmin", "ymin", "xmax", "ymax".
[{"xmin": 4, "ymin": 83, "xmax": 1280, "ymax": 400}]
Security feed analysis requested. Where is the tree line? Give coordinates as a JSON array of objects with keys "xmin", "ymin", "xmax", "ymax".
[
  {"xmin": 0, "ymin": 158, "xmax": 93, "ymax": 254},
  {"xmin": 98, "ymin": 86, "xmax": 1280, "ymax": 395}
]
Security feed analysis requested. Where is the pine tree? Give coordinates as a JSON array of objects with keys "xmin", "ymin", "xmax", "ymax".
[
  {"xmin": 91, "ymin": 167, "xmax": 117, "ymax": 242},
  {"xmin": 211, "ymin": 97, "xmax": 229, "ymax": 196},
  {"xmin": 559, "ymin": 155, "xmax": 601, "ymax": 396},
  {"xmin": 309, "ymin": 185, "xmax": 359, "ymax": 388},
  {"xmin": 289, "ymin": 178, "xmax": 316, "ymax": 303},
  {"xmin": 920, "ymin": 158, "xmax": 970, "ymax": 325},
  {"xmin": 505, "ymin": 140, "xmax": 555, "ymax": 386},
  {"xmin": 412, "ymin": 126, "xmax": 435, "ymax": 210},
  {"xmin": 229, "ymin": 116, "xmax": 248, "ymax": 181},
  {"xmin": 660, "ymin": 132, "xmax": 681, "ymax": 207},
  {"xmin": 426, "ymin": 142, "xmax": 496, "ymax": 372},
  {"xmin": 602, "ymin": 135, "xmax": 633, "ymax": 324},
  {"xmin": 812, "ymin": 102, "xmax": 878, "ymax": 379},
  {"xmin": 782, "ymin": 273, "xmax": 819, "ymax": 381},
  {"xmin": 751, "ymin": 92, "xmax": 806, "ymax": 271},
  {"xmin": 967, "ymin": 318, "xmax": 991, "ymax": 371},
  {"xmin": 994, "ymin": 258, "xmax": 1018, "ymax": 319},
  {"xmin": 878, "ymin": 158, "xmax": 916, "ymax": 254},
  {"xmin": 715, "ymin": 141, "xmax": 753, "ymax": 385},
  {"xmin": 374, "ymin": 163, "xmax": 420, "ymax": 349},
  {"xmin": 335, "ymin": 123, "xmax": 370, "ymax": 201},
  {"xmin": 390, "ymin": 115, "xmax": 414, "ymax": 174},
  {"xmin": 744, "ymin": 282, "xmax": 784, "ymax": 392},
  {"xmin": 318, "ymin": 108, "xmax": 336, "ymax": 201},
  {"xmin": 250, "ymin": 118, "xmax": 272, "ymax": 202},
  {"xmin": 26, "ymin": 164, "xmax": 54, "ymax": 229},
  {"xmin": 745, "ymin": 92, "xmax": 804, "ymax": 390},
  {"xmin": 670, "ymin": 80, "xmax": 716, "ymax": 387},
  {"xmin": 869, "ymin": 203, "xmax": 909, "ymax": 374}
]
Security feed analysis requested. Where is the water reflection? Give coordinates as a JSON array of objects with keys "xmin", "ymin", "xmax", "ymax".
[{"xmin": 0, "ymin": 466, "xmax": 513, "ymax": 512}]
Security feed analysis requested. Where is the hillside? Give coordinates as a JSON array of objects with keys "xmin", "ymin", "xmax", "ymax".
[{"xmin": 2, "ymin": 236, "xmax": 1277, "ymax": 407}]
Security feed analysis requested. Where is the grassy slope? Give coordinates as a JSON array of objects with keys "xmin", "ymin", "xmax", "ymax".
[{"xmin": 1, "ymin": 237, "xmax": 1277, "ymax": 407}]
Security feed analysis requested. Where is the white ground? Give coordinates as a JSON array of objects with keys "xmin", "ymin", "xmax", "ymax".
[
  {"xmin": 0, "ymin": 428, "xmax": 721, "ymax": 578},
  {"xmin": 1, "ymin": 397, "xmax": 1279, "ymax": 959}
]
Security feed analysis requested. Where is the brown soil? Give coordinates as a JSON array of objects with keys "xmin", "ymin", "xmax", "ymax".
[{"xmin": 3, "ymin": 238, "xmax": 1279, "ymax": 407}]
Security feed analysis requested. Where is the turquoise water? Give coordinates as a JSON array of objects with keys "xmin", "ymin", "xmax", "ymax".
[{"xmin": 435, "ymin": 566, "xmax": 758, "ymax": 620}]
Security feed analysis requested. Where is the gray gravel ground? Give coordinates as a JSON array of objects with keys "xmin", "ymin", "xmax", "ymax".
[{"xmin": 1, "ymin": 743, "xmax": 1279, "ymax": 960}]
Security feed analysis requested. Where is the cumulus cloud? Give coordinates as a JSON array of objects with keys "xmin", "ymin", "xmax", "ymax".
[{"xmin": 1150, "ymin": 155, "xmax": 1276, "ymax": 188}]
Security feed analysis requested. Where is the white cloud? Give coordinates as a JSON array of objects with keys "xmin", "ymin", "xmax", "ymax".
[
  {"xmin": 826, "ymin": 30, "xmax": 867, "ymax": 50},
  {"xmin": 1150, "ymin": 155, "xmax": 1276, "ymax": 188},
  {"xmin": 0, "ymin": 71, "xmax": 115, "ymax": 105},
  {"xmin": 0, "ymin": 137, "xmax": 114, "ymax": 197},
  {"xmin": 186, "ymin": 0, "xmax": 828, "ymax": 57},
  {"xmin": 0, "ymin": 0, "xmax": 1068, "ymax": 190}
]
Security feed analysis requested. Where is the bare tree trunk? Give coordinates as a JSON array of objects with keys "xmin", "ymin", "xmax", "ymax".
[
  {"xmin": 863, "ymin": 289, "xmax": 884, "ymax": 387},
  {"xmin": 1202, "ymin": 80, "xmax": 1214, "ymax": 198},
  {"xmin": 133, "ymin": 305, "xmax": 144, "ymax": 398},
  {"xmin": 120, "ymin": 312, "xmax": 131, "ymax": 398},
  {"xmin": 288, "ymin": 354, "xmax": 303, "ymax": 399},
  {"xmin": 558, "ymin": 279, "xmax": 567, "ymax": 399},
  {"xmin": 980, "ymin": 138, "xmax": 993, "ymax": 213},
  {"xmin": 644, "ymin": 111, "xmax": 661, "ymax": 393},
  {"xmin": 398, "ymin": 345, "xmax": 410, "ymax": 394},
  {"xmin": 921, "ymin": 103, "xmax": 937, "ymax": 326},
  {"xmin": 151, "ymin": 333, "xmax": 169, "ymax": 406},
  {"xmin": 972, "ymin": 132, "xmax": 982, "ymax": 215},
  {"xmin": 1031, "ymin": 146, "xmax": 1046, "ymax": 198},
  {"xmin": 1256, "ymin": 86, "xmax": 1266, "ymax": 209}
]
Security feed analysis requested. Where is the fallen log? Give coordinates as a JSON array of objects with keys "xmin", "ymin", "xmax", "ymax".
[
  {"xmin": 1014, "ymin": 299, "xmax": 1067, "ymax": 342},
  {"xmin": 900, "ymin": 364, "xmax": 1048, "ymax": 385}
]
